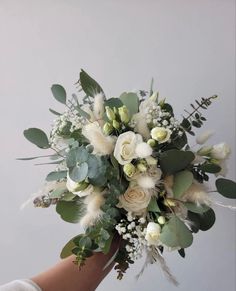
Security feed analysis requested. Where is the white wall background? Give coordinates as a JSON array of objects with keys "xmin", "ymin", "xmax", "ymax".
[{"xmin": 0, "ymin": 1, "xmax": 235, "ymax": 290}]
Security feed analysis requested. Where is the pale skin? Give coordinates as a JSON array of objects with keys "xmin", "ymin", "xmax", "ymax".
[{"xmin": 31, "ymin": 237, "xmax": 120, "ymax": 291}]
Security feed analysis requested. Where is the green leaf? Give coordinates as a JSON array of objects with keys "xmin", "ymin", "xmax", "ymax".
[
  {"xmin": 105, "ymin": 98, "xmax": 123, "ymax": 109},
  {"xmin": 66, "ymin": 147, "xmax": 89, "ymax": 168},
  {"xmin": 200, "ymin": 163, "xmax": 221, "ymax": 174},
  {"xmin": 69, "ymin": 162, "xmax": 88, "ymax": 182},
  {"xmin": 46, "ymin": 170, "xmax": 67, "ymax": 181},
  {"xmin": 79, "ymin": 236, "xmax": 92, "ymax": 249},
  {"xmin": 23, "ymin": 128, "xmax": 50, "ymax": 149},
  {"xmin": 17, "ymin": 154, "xmax": 58, "ymax": 161},
  {"xmin": 160, "ymin": 216, "xmax": 193, "ymax": 248},
  {"xmin": 172, "ymin": 170, "xmax": 193, "ymax": 198},
  {"xmin": 49, "ymin": 108, "xmax": 61, "ymax": 116},
  {"xmin": 80, "ymin": 69, "xmax": 104, "ymax": 97},
  {"xmin": 215, "ymin": 178, "xmax": 236, "ymax": 199},
  {"xmin": 187, "ymin": 211, "xmax": 200, "ymax": 233},
  {"xmin": 100, "ymin": 229, "xmax": 110, "ymax": 241},
  {"xmin": 184, "ymin": 202, "xmax": 210, "ymax": 214},
  {"xmin": 51, "ymin": 84, "xmax": 67, "ymax": 104},
  {"xmin": 49, "ymin": 187, "xmax": 67, "ymax": 199},
  {"xmin": 198, "ymin": 208, "xmax": 216, "ymax": 231},
  {"xmin": 60, "ymin": 236, "xmax": 80, "ymax": 259},
  {"xmin": 119, "ymin": 92, "xmax": 139, "ymax": 116},
  {"xmin": 148, "ymin": 197, "xmax": 161, "ymax": 212},
  {"xmin": 102, "ymin": 233, "xmax": 114, "ymax": 255},
  {"xmin": 178, "ymin": 248, "xmax": 185, "ymax": 258},
  {"xmin": 159, "ymin": 150, "xmax": 195, "ymax": 175},
  {"xmin": 61, "ymin": 192, "xmax": 77, "ymax": 201},
  {"xmin": 56, "ymin": 200, "xmax": 85, "ymax": 223}
]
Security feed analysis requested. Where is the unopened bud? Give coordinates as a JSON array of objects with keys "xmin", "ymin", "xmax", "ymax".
[
  {"xmin": 137, "ymin": 163, "xmax": 147, "ymax": 172},
  {"xmin": 105, "ymin": 106, "xmax": 116, "ymax": 121},
  {"xmin": 123, "ymin": 163, "xmax": 136, "ymax": 177},
  {"xmin": 103, "ymin": 122, "xmax": 113, "ymax": 135},
  {"xmin": 147, "ymin": 139, "xmax": 156, "ymax": 147},
  {"xmin": 118, "ymin": 105, "xmax": 130, "ymax": 123},
  {"xmin": 157, "ymin": 216, "xmax": 166, "ymax": 225},
  {"xmin": 164, "ymin": 198, "xmax": 176, "ymax": 207},
  {"xmin": 112, "ymin": 120, "xmax": 120, "ymax": 130}
]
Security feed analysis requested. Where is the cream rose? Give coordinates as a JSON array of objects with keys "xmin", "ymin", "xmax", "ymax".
[
  {"xmin": 118, "ymin": 186, "xmax": 152, "ymax": 214},
  {"xmin": 151, "ymin": 127, "xmax": 171, "ymax": 143},
  {"xmin": 114, "ymin": 131, "xmax": 142, "ymax": 165},
  {"xmin": 145, "ymin": 222, "xmax": 161, "ymax": 245},
  {"xmin": 210, "ymin": 143, "xmax": 231, "ymax": 160},
  {"xmin": 82, "ymin": 121, "xmax": 115, "ymax": 155}
]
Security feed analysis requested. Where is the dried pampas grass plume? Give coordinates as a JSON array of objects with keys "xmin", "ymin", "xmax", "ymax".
[{"xmin": 182, "ymin": 182, "xmax": 210, "ymax": 206}]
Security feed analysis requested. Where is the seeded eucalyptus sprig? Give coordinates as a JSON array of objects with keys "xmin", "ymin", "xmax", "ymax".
[{"xmin": 181, "ymin": 95, "xmax": 218, "ymax": 135}]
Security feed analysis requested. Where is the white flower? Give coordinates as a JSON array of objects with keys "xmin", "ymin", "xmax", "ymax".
[
  {"xmin": 196, "ymin": 130, "xmax": 214, "ymax": 145},
  {"xmin": 93, "ymin": 93, "xmax": 105, "ymax": 121},
  {"xmin": 132, "ymin": 112, "xmax": 151, "ymax": 140},
  {"xmin": 145, "ymin": 222, "xmax": 161, "ymax": 245},
  {"xmin": 135, "ymin": 142, "xmax": 153, "ymax": 158},
  {"xmin": 82, "ymin": 121, "xmax": 115, "ymax": 155},
  {"xmin": 137, "ymin": 175, "xmax": 156, "ymax": 189},
  {"xmin": 151, "ymin": 127, "xmax": 172, "ymax": 143},
  {"xmin": 117, "ymin": 186, "xmax": 152, "ymax": 214},
  {"xmin": 67, "ymin": 176, "xmax": 94, "ymax": 197},
  {"xmin": 114, "ymin": 131, "xmax": 142, "ymax": 165},
  {"xmin": 210, "ymin": 143, "xmax": 231, "ymax": 160}
]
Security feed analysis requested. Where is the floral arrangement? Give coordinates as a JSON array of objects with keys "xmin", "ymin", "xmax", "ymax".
[{"xmin": 20, "ymin": 70, "xmax": 236, "ymax": 284}]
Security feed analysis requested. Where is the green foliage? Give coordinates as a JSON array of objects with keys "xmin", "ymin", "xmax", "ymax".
[
  {"xmin": 80, "ymin": 69, "xmax": 104, "ymax": 97},
  {"xmin": 172, "ymin": 170, "xmax": 193, "ymax": 198},
  {"xmin": 148, "ymin": 197, "xmax": 161, "ymax": 212},
  {"xmin": 178, "ymin": 248, "xmax": 185, "ymax": 258},
  {"xmin": 119, "ymin": 92, "xmax": 139, "ymax": 117},
  {"xmin": 49, "ymin": 108, "xmax": 61, "ymax": 116},
  {"xmin": 159, "ymin": 149, "xmax": 195, "ymax": 175},
  {"xmin": 160, "ymin": 215, "xmax": 193, "ymax": 248},
  {"xmin": 69, "ymin": 162, "xmax": 89, "ymax": 182},
  {"xmin": 215, "ymin": 178, "xmax": 236, "ymax": 199},
  {"xmin": 49, "ymin": 187, "xmax": 67, "ymax": 199},
  {"xmin": 24, "ymin": 128, "xmax": 50, "ymax": 149},
  {"xmin": 184, "ymin": 202, "xmax": 210, "ymax": 214},
  {"xmin": 56, "ymin": 200, "xmax": 85, "ymax": 223},
  {"xmin": 51, "ymin": 84, "xmax": 67, "ymax": 104},
  {"xmin": 60, "ymin": 236, "xmax": 80, "ymax": 259},
  {"xmin": 46, "ymin": 170, "xmax": 67, "ymax": 181},
  {"xmin": 187, "ymin": 208, "xmax": 216, "ymax": 232},
  {"xmin": 105, "ymin": 98, "xmax": 123, "ymax": 109},
  {"xmin": 199, "ymin": 163, "xmax": 221, "ymax": 174}
]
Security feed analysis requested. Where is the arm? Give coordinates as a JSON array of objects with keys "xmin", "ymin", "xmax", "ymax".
[{"xmin": 31, "ymin": 239, "xmax": 119, "ymax": 291}]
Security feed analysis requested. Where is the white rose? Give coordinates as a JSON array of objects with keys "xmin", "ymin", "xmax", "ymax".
[
  {"xmin": 135, "ymin": 142, "xmax": 153, "ymax": 158},
  {"xmin": 82, "ymin": 121, "xmax": 115, "ymax": 155},
  {"xmin": 118, "ymin": 186, "xmax": 152, "ymax": 214},
  {"xmin": 210, "ymin": 143, "xmax": 231, "ymax": 160},
  {"xmin": 145, "ymin": 222, "xmax": 161, "ymax": 245},
  {"xmin": 114, "ymin": 131, "xmax": 142, "ymax": 165},
  {"xmin": 151, "ymin": 127, "xmax": 171, "ymax": 143},
  {"xmin": 67, "ymin": 175, "xmax": 94, "ymax": 197}
]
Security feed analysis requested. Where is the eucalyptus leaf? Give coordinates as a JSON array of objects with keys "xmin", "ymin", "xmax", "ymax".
[
  {"xmin": 187, "ymin": 211, "xmax": 200, "ymax": 233},
  {"xmin": 215, "ymin": 178, "xmax": 236, "ymax": 199},
  {"xmin": 69, "ymin": 162, "xmax": 88, "ymax": 182},
  {"xmin": 198, "ymin": 208, "xmax": 216, "ymax": 231},
  {"xmin": 159, "ymin": 150, "xmax": 195, "ymax": 175},
  {"xmin": 178, "ymin": 248, "xmax": 185, "ymax": 258},
  {"xmin": 148, "ymin": 197, "xmax": 160, "ymax": 212},
  {"xmin": 56, "ymin": 200, "xmax": 85, "ymax": 223},
  {"xmin": 172, "ymin": 170, "xmax": 193, "ymax": 198},
  {"xmin": 61, "ymin": 192, "xmax": 77, "ymax": 201},
  {"xmin": 60, "ymin": 236, "xmax": 80, "ymax": 259},
  {"xmin": 160, "ymin": 216, "xmax": 193, "ymax": 248},
  {"xmin": 105, "ymin": 98, "xmax": 123, "ymax": 108},
  {"xmin": 51, "ymin": 84, "xmax": 67, "ymax": 104},
  {"xmin": 49, "ymin": 187, "xmax": 67, "ymax": 199},
  {"xmin": 200, "ymin": 163, "xmax": 221, "ymax": 174},
  {"xmin": 79, "ymin": 236, "xmax": 92, "ymax": 249},
  {"xmin": 184, "ymin": 202, "xmax": 210, "ymax": 214},
  {"xmin": 102, "ymin": 233, "xmax": 114, "ymax": 255},
  {"xmin": 80, "ymin": 69, "xmax": 104, "ymax": 97},
  {"xmin": 24, "ymin": 128, "xmax": 50, "ymax": 149},
  {"xmin": 49, "ymin": 108, "xmax": 61, "ymax": 116},
  {"xmin": 46, "ymin": 170, "xmax": 67, "ymax": 181},
  {"xmin": 119, "ymin": 92, "xmax": 139, "ymax": 116}
]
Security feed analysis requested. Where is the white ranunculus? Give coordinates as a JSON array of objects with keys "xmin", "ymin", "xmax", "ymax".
[
  {"xmin": 196, "ymin": 130, "xmax": 214, "ymax": 145},
  {"xmin": 145, "ymin": 222, "xmax": 161, "ymax": 245},
  {"xmin": 67, "ymin": 176, "xmax": 94, "ymax": 197},
  {"xmin": 151, "ymin": 127, "xmax": 172, "ymax": 143},
  {"xmin": 114, "ymin": 131, "xmax": 142, "ymax": 165},
  {"xmin": 82, "ymin": 121, "xmax": 115, "ymax": 155},
  {"xmin": 210, "ymin": 143, "xmax": 231, "ymax": 160},
  {"xmin": 117, "ymin": 186, "xmax": 152, "ymax": 214},
  {"xmin": 135, "ymin": 142, "xmax": 153, "ymax": 158}
]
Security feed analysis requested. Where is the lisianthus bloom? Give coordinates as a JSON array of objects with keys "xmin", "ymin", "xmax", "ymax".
[
  {"xmin": 210, "ymin": 143, "xmax": 231, "ymax": 160},
  {"xmin": 151, "ymin": 127, "xmax": 171, "ymax": 143},
  {"xmin": 145, "ymin": 222, "xmax": 161, "ymax": 245}
]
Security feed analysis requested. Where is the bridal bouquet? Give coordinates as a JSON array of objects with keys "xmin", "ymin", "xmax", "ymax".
[{"xmin": 20, "ymin": 70, "xmax": 236, "ymax": 284}]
